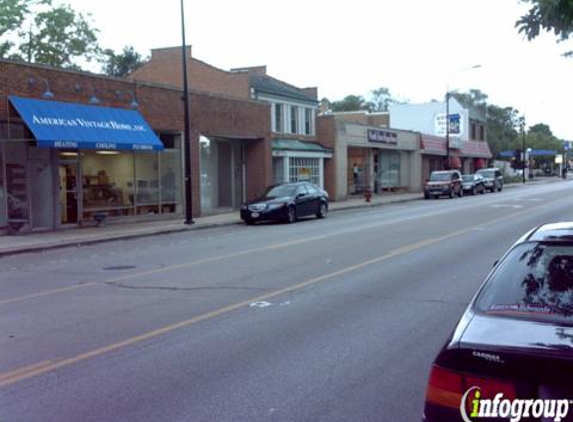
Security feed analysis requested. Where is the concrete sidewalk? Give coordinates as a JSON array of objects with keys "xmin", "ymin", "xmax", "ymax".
[{"xmin": 0, "ymin": 176, "xmax": 565, "ymax": 257}]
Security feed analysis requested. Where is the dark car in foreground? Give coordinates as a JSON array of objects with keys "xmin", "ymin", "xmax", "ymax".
[
  {"xmin": 240, "ymin": 182, "xmax": 328, "ymax": 225},
  {"xmin": 461, "ymin": 174, "xmax": 486, "ymax": 195},
  {"xmin": 423, "ymin": 222, "xmax": 573, "ymax": 422},
  {"xmin": 476, "ymin": 167, "xmax": 504, "ymax": 192},
  {"xmin": 424, "ymin": 170, "xmax": 463, "ymax": 199}
]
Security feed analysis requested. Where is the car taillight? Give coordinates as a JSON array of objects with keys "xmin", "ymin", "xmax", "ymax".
[
  {"xmin": 425, "ymin": 365, "xmax": 517, "ymax": 410},
  {"xmin": 426, "ymin": 365, "xmax": 465, "ymax": 409}
]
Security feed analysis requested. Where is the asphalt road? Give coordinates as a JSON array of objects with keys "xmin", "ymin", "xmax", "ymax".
[{"xmin": 1, "ymin": 180, "xmax": 573, "ymax": 422}]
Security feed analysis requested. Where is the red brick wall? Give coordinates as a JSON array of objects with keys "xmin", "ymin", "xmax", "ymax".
[
  {"xmin": 130, "ymin": 47, "xmax": 251, "ymax": 100},
  {"xmin": 0, "ymin": 60, "xmax": 271, "ymax": 216},
  {"xmin": 316, "ymin": 115, "xmax": 337, "ymax": 199}
]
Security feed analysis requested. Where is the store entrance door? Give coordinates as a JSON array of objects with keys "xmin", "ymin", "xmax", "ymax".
[{"xmin": 59, "ymin": 162, "xmax": 80, "ymax": 224}]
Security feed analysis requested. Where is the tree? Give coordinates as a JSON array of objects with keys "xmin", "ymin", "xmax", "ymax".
[
  {"xmin": 449, "ymin": 89, "xmax": 488, "ymax": 109},
  {"xmin": 1, "ymin": 1, "xmax": 100, "ymax": 69},
  {"xmin": 450, "ymin": 89, "xmax": 523, "ymax": 157},
  {"xmin": 0, "ymin": 0, "xmax": 48, "ymax": 57},
  {"xmin": 101, "ymin": 45, "xmax": 146, "ymax": 77},
  {"xmin": 486, "ymin": 105, "xmax": 521, "ymax": 157},
  {"xmin": 517, "ymin": 0, "xmax": 573, "ymax": 55},
  {"xmin": 368, "ymin": 87, "xmax": 395, "ymax": 112},
  {"xmin": 330, "ymin": 95, "xmax": 371, "ymax": 112}
]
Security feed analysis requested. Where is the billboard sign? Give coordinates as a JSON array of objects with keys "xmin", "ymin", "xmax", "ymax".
[{"xmin": 434, "ymin": 113, "xmax": 462, "ymax": 137}]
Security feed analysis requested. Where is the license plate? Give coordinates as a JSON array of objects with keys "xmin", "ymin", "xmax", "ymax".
[{"xmin": 251, "ymin": 212, "xmax": 259, "ymax": 218}]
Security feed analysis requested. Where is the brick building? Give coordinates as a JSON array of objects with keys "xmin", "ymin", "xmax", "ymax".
[
  {"xmin": 0, "ymin": 59, "xmax": 270, "ymax": 234},
  {"xmin": 132, "ymin": 46, "xmax": 331, "ymax": 194}
]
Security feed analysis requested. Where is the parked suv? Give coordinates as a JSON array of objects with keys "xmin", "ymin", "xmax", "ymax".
[
  {"xmin": 424, "ymin": 170, "xmax": 463, "ymax": 199},
  {"xmin": 476, "ymin": 167, "xmax": 504, "ymax": 192}
]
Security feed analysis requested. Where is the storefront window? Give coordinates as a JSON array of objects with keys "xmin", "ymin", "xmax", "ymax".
[
  {"xmin": 289, "ymin": 157, "xmax": 320, "ymax": 185},
  {"xmin": 81, "ymin": 151, "xmax": 135, "ymax": 219},
  {"xmin": 0, "ymin": 141, "xmax": 6, "ymax": 228},
  {"xmin": 199, "ymin": 135, "xmax": 213, "ymax": 212},
  {"xmin": 378, "ymin": 151, "xmax": 401, "ymax": 189},
  {"xmin": 272, "ymin": 157, "xmax": 284, "ymax": 184},
  {"xmin": 135, "ymin": 152, "xmax": 159, "ymax": 215},
  {"xmin": 159, "ymin": 133, "xmax": 182, "ymax": 214},
  {"xmin": 4, "ymin": 139, "xmax": 29, "ymax": 222}
]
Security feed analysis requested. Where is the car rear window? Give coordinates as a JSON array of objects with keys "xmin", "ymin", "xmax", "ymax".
[
  {"xmin": 477, "ymin": 169, "xmax": 494, "ymax": 178},
  {"xmin": 429, "ymin": 173, "xmax": 451, "ymax": 181},
  {"xmin": 462, "ymin": 175, "xmax": 473, "ymax": 182},
  {"xmin": 474, "ymin": 242, "xmax": 573, "ymax": 324}
]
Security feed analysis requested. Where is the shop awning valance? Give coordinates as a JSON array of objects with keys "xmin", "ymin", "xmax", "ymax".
[{"xmin": 9, "ymin": 96, "xmax": 164, "ymax": 151}]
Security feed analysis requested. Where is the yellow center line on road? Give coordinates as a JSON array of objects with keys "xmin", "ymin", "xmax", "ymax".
[
  {"xmin": 0, "ymin": 359, "xmax": 57, "ymax": 383},
  {"xmin": 0, "ymin": 192, "xmax": 568, "ymax": 307},
  {"xmin": 0, "ymin": 231, "xmax": 456, "ymax": 389},
  {"xmin": 0, "ymin": 208, "xmax": 519, "ymax": 390},
  {"xmin": 0, "ymin": 282, "xmax": 98, "ymax": 305}
]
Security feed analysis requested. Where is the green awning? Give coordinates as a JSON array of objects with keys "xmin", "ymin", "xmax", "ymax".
[{"xmin": 272, "ymin": 139, "xmax": 332, "ymax": 153}]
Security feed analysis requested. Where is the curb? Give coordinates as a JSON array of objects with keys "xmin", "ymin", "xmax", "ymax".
[
  {"xmin": 0, "ymin": 219, "xmax": 244, "ymax": 258},
  {"xmin": 0, "ymin": 179, "xmax": 566, "ymax": 258}
]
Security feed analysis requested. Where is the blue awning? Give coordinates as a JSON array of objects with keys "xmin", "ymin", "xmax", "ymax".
[{"xmin": 9, "ymin": 96, "xmax": 164, "ymax": 151}]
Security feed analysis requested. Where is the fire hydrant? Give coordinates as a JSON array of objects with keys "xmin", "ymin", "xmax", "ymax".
[{"xmin": 364, "ymin": 189, "xmax": 372, "ymax": 203}]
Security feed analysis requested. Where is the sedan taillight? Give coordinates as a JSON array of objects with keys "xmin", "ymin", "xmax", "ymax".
[{"xmin": 425, "ymin": 365, "xmax": 517, "ymax": 411}]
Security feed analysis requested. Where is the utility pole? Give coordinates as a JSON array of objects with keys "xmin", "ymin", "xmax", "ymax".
[
  {"xmin": 180, "ymin": 0, "xmax": 194, "ymax": 224},
  {"xmin": 445, "ymin": 91, "xmax": 450, "ymax": 170},
  {"xmin": 521, "ymin": 117, "xmax": 526, "ymax": 184}
]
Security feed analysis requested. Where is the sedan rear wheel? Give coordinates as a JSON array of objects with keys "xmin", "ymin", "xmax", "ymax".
[{"xmin": 316, "ymin": 202, "xmax": 327, "ymax": 219}]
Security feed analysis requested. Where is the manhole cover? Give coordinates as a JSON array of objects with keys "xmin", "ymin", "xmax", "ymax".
[{"xmin": 102, "ymin": 265, "xmax": 137, "ymax": 271}]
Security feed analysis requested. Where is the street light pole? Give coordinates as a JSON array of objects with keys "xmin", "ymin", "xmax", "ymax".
[
  {"xmin": 445, "ymin": 90, "xmax": 450, "ymax": 170},
  {"xmin": 521, "ymin": 117, "xmax": 526, "ymax": 184},
  {"xmin": 180, "ymin": 0, "xmax": 194, "ymax": 224},
  {"xmin": 443, "ymin": 65, "xmax": 482, "ymax": 172}
]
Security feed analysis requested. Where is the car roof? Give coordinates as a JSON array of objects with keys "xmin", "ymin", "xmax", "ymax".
[{"xmin": 523, "ymin": 222, "xmax": 573, "ymax": 243}]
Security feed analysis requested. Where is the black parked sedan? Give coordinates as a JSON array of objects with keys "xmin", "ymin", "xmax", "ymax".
[
  {"xmin": 240, "ymin": 182, "xmax": 328, "ymax": 225},
  {"xmin": 461, "ymin": 174, "xmax": 486, "ymax": 195},
  {"xmin": 423, "ymin": 222, "xmax": 573, "ymax": 422}
]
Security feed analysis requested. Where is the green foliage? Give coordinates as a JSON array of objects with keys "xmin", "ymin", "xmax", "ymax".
[
  {"xmin": 101, "ymin": 45, "xmax": 146, "ymax": 77},
  {"xmin": 450, "ymin": 89, "xmax": 488, "ymax": 109},
  {"xmin": 368, "ymin": 87, "xmax": 395, "ymax": 112},
  {"xmin": 517, "ymin": 0, "xmax": 573, "ymax": 41},
  {"xmin": 1, "ymin": 1, "xmax": 100, "ymax": 69},
  {"xmin": 18, "ymin": 4, "xmax": 99, "ymax": 68},
  {"xmin": 487, "ymin": 104, "xmax": 521, "ymax": 157},
  {"xmin": 517, "ymin": 0, "xmax": 573, "ymax": 55},
  {"xmin": 330, "ymin": 95, "xmax": 371, "ymax": 112},
  {"xmin": 451, "ymin": 89, "xmax": 522, "ymax": 157},
  {"xmin": 0, "ymin": 0, "xmax": 48, "ymax": 57},
  {"xmin": 329, "ymin": 87, "xmax": 400, "ymax": 113}
]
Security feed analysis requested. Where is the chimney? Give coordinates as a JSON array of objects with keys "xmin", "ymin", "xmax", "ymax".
[{"xmin": 302, "ymin": 87, "xmax": 318, "ymax": 100}]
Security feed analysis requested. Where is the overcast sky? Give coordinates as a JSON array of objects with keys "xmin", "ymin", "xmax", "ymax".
[{"xmin": 62, "ymin": 0, "xmax": 572, "ymax": 140}]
